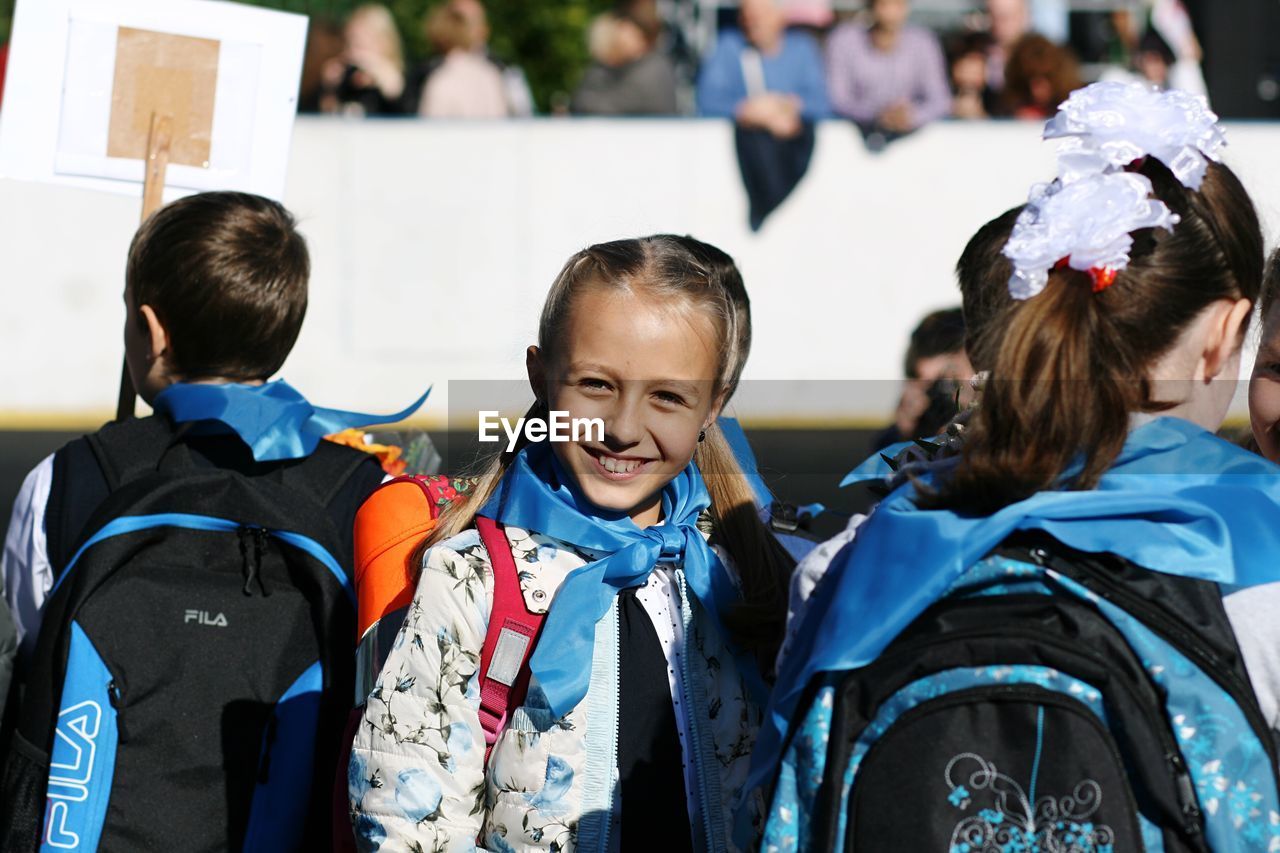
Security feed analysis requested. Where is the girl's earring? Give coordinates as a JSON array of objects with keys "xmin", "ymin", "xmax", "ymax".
[{"xmin": 698, "ymin": 430, "xmax": 706, "ymax": 443}]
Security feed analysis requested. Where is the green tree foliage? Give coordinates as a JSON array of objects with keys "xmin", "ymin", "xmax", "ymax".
[
  {"xmin": 380, "ymin": 0, "xmax": 613, "ymax": 111},
  {"xmin": 0, "ymin": 0, "xmax": 610, "ymax": 111}
]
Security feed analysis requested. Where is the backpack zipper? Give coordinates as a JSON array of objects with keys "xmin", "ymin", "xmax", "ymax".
[
  {"xmin": 56, "ymin": 514, "xmax": 353, "ymax": 604},
  {"xmin": 1024, "ymin": 545, "xmax": 1278, "ymax": 773},
  {"xmin": 599, "ymin": 599, "xmax": 621, "ymax": 852},
  {"xmin": 677, "ymin": 570, "xmax": 721, "ymax": 852},
  {"xmin": 107, "ymin": 679, "xmax": 128, "ymax": 743}
]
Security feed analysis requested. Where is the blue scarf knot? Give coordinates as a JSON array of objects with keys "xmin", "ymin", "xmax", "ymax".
[
  {"xmin": 152, "ymin": 380, "xmax": 428, "ymax": 462},
  {"xmin": 479, "ymin": 442, "xmax": 764, "ymax": 718}
]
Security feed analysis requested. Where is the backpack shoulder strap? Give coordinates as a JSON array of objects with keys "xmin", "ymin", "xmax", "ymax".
[
  {"xmin": 476, "ymin": 516, "xmax": 546, "ymax": 762},
  {"xmin": 85, "ymin": 416, "xmax": 179, "ymax": 490},
  {"xmin": 45, "ymin": 438, "xmax": 109, "ymax": 575},
  {"xmin": 45, "ymin": 418, "xmax": 176, "ymax": 575}
]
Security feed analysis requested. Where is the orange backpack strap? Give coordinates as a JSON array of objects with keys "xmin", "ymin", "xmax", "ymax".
[
  {"xmin": 353, "ymin": 474, "xmax": 461, "ymax": 642},
  {"xmin": 476, "ymin": 516, "xmax": 547, "ymax": 763}
]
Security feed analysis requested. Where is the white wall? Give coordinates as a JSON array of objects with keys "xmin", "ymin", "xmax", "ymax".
[{"xmin": 2, "ymin": 118, "xmax": 1278, "ymax": 427}]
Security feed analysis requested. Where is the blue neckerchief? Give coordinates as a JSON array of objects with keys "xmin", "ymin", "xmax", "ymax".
[
  {"xmin": 479, "ymin": 441, "xmax": 767, "ymax": 718},
  {"xmin": 749, "ymin": 416, "xmax": 1280, "ymax": 797},
  {"xmin": 839, "ymin": 440, "xmax": 915, "ymax": 486},
  {"xmin": 152, "ymin": 380, "xmax": 429, "ymax": 462}
]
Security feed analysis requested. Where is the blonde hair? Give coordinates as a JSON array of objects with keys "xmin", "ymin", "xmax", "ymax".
[
  {"xmin": 346, "ymin": 4, "xmax": 405, "ymax": 73},
  {"xmin": 426, "ymin": 235, "xmax": 794, "ymax": 661}
]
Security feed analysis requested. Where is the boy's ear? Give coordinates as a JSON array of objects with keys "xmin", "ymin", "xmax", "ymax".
[
  {"xmin": 525, "ymin": 345, "xmax": 546, "ymax": 405},
  {"xmin": 139, "ymin": 304, "xmax": 170, "ymax": 363},
  {"xmin": 1204, "ymin": 297, "xmax": 1253, "ymax": 380}
]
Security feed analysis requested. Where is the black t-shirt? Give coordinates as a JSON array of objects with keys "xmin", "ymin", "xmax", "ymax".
[{"xmin": 616, "ymin": 587, "xmax": 695, "ymax": 851}]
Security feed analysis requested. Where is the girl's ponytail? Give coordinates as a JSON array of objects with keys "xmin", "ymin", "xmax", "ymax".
[
  {"xmin": 929, "ymin": 269, "xmax": 1142, "ymax": 512},
  {"xmin": 695, "ymin": 421, "xmax": 793, "ymax": 667},
  {"xmin": 929, "ymin": 158, "xmax": 1263, "ymax": 513}
]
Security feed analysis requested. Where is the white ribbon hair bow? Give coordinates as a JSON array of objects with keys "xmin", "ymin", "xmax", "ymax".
[
  {"xmin": 1044, "ymin": 80, "xmax": 1224, "ymax": 191},
  {"xmin": 1003, "ymin": 81, "xmax": 1222, "ymax": 299},
  {"xmin": 1005, "ymin": 172, "xmax": 1180, "ymax": 300}
]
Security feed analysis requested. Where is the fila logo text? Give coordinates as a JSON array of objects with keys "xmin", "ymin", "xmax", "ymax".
[{"xmin": 183, "ymin": 610, "xmax": 228, "ymax": 627}]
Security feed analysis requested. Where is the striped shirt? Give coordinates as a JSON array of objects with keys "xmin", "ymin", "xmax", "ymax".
[{"xmin": 826, "ymin": 23, "xmax": 953, "ymax": 129}]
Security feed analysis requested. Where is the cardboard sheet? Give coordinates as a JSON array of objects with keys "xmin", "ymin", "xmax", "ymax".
[{"xmin": 107, "ymin": 27, "xmax": 219, "ymax": 167}]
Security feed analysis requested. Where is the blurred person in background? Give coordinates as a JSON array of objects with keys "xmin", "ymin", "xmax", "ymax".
[
  {"xmin": 319, "ymin": 4, "xmax": 406, "ymax": 116},
  {"xmin": 571, "ymin": 2, "xmax": 678, "ymax": 116},
  {"xmin": 417, "ymin": 2, "xmax": 508, "ymax": 117},
  {"xmin": 826, "ymin": 0, "xmax": 952, "ymax": 137},
  {"xmin": 1100, "ymin": 26, "xmax": 1177, "ymax": 90},
  {"xmin": 1000, "ymin": 33, "xmax": 1081, "ymax": 119},
  {"xmin": 1134, "ymin": 29, "xmax": 1177, "ymax": 89},
  {"xmin": 1148, "ymin": 0, "xmax": 1207, "ymax": 97},
  {"xmin": 872, "ymin": 307, "xmax": 973, "ymax": 451},
  {"xmin": 984, "ymin": 0, "xmax": 1028, "ymax": 92},
  {"xmin": 697, "ymin": 0, "xmax": 830, "ymax": 138},
  {"xmin": 948, "ymin": 31, "xmax": 998, "ymax": 119},
  {"xmin": 299, "ymin": 20, "xmax": 346, "ymax": 113},
  {"xmin": 406, "ymin": 0, "xmax": 535, "ymax": 117}
]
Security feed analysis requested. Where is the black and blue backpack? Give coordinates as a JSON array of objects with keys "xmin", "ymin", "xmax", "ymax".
[
  {"xmin": 764, "ymin": 531, "xmax": 1280, "ymax": 852},
  {"xmin": 0, "ymin": 416, "xmax": 376, "ymax": 852}
]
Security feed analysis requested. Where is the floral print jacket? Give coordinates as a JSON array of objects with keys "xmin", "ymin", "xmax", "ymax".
[{"xmin": 348, "ymin": 524, "xmax": 765, "ymax": 852}]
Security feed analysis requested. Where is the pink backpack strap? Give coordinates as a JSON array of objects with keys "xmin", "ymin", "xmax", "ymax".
[{"xmin": 475, "ymin": 516, "xmax": 546, "ymax": 763}]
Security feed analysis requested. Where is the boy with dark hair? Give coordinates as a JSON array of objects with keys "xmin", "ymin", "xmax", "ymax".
[
  {"xmin": 874, "ymin": 306, "xmax": 973, "ymax": 451},
  {"xmin": 954, "ymin": 204, "xmax": 1022, "ymax": 372},
  {"xmin": 5, "ymin": 191, "xmax": 384, "ymax": 649},
  {"xmin": 124, "ymin": 191, "xmax": 310, "ymax": 387},
  {"xmin": 0, "ymin": 191, "xmax": 397, "ymax": 851},
  {"xmin": 903, "ymin": 307, "xmax": 966, "ymax": 379}
]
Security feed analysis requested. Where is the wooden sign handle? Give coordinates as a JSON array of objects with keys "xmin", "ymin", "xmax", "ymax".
[
  {"xmin": 116, "ymin": 112, "xmax": 174, "ymax": 421},
  {"xmin": 141, "ymin": 113, "xmax": 173, "ymax": 220}
]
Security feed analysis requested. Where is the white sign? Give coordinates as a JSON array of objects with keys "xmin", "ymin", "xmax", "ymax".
[{"xmin": 0, "ymin": 0, "xmax": 307, "ymax": 202}]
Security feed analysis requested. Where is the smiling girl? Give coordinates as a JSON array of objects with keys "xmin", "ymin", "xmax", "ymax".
[{"xmin": 349, "ymin": 235, "xmax": 793, "ymax": 852}]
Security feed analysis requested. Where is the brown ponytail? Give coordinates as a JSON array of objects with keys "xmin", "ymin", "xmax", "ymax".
[
  {"xmin": 694, "ymin": 421, "xmax": 793, "ymax": 666},
  {"xmin": 927, "ymin": 159, "xmax": 1264, "ymax": 513}
]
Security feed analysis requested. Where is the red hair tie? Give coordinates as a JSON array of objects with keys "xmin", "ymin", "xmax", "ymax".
[
  {"xmin": 1089, "ymin": 267, "xmax": 1118, "ymax": 292},
  {"xmin": 1053, "ymin": 257, "xmax": 1118, "ymax": 293}
]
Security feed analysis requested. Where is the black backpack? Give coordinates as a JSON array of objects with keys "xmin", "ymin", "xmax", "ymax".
[
  {"xmin": 764, "ymin": 531, "xmax": 1280, "ymax": 852},
  {"xmin": 0, "ymin": 417, "xmax": 370, "ymax": 852}
]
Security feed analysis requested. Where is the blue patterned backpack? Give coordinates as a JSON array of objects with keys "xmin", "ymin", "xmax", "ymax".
[{"xmin": 763, "ymin": 531, "xmax": 1280, "ymax": 852}]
